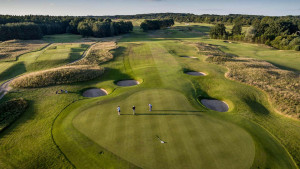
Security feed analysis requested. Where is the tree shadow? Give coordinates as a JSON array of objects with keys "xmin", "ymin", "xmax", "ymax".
[
  {"xmin": 0, "ymin": 99, "xmax": 36, "ymax": 137},
  {"xmin": 26, "ymin": 59, "xmax": 67, "ymax": 72},
  {"xmin": 0, "ymin": 62, "xmax": 26, "ymax": 82},
  {"xmin": 243, "ymin": 98, "xmax": 270, "ymax": 115}
]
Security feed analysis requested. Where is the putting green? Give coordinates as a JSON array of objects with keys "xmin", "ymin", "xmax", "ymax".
[{"xmin": 73, "ymin": 89, "xmax": 255, "ymax": 169}]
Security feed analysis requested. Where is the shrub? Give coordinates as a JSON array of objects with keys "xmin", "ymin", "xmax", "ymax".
[
  {"xmin": 10, "ymin": 65, "xmax": 105, "ymax": 88},
  {"xmin": 295, "ymin": 45, "xmax": 300, "ymax": 51},
  {"xmin": 0, "ymin": 98, "xmax": 28, "ymax": 131}
]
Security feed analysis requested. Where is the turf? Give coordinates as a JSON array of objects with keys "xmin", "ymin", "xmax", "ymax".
[
  {"xmin": 0, "ymin": 36, "xmax": 90, "ymax": 84},
  {"xmin": 54, "ymin": 39, "xmax": 298, "ymax": 168},
  {"xmin": 73, "ymin": 89, "xmax": 255, "ymax": 169},
  {"xmin": 0, "ymin": 24, "xmax": 299, "ymax": 169}
]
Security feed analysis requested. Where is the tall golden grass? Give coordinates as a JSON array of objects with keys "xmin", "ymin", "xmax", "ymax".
[
  {"xmin": 10, "ymin": 65, "xmax": 104, "ymax": 88},
  {"xmin": 72, "ymin": 41, "xmax": 117, "ymax": 65},
  {"xmin": 197, "ymin": 43, "xmax": 300, "ymax": 119},
  {"xmin": 0, "ymin": 39, "xmax": 47, "ymax": 61}
]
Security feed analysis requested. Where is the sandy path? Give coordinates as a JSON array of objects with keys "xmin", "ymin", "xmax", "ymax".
[
  {"xmin": 0, "ymin": 80, "xmax": 13, "ymax": 99},
  {"xmin": 68, "ymin": 42, "xmax": 97, "ymax": 65}
]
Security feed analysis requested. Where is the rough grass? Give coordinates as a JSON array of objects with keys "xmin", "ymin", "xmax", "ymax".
[
  {"xmin": 0, "ymin": 39, "xmax": 47, "ymax": 61},
  {"xmin": 0, "ymin": 98, "xmax": 28, "ymax": 132},
  {"xmin": 53, "ymin": 40, "xmax": 298, "ymax": 169},
  {"xmin": 72, "ymin": 41, "xmax": 117, "ymax": 65},
  {"xmin": 198, "ymin": 43, "xmax": 300, "ymax": 119},
  {"xmin": 10, "ymin": 65, "xmax": 105, "ymax": 88},
  {"xmin": 0, "ymin": 39, "xmax": 91, "ymax": 85},
  {"xmin": 0, "ymin": 27, "xmax": 299, "ymax": 169}
]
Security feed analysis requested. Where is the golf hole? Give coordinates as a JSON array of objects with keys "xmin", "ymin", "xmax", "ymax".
[
  {"xmin": 185, "ymin": 71, "xmax": 207, "ymax": 76},
  {"xmin": 82, "ymin": 88, "xmax": 108, "ymax": 97},
  {"xmin": 201, "ymin": 99, "xmax": 229, "ymax": 112},
  {"xmin": 116, "ymin": 80, "xmax": 140, "ymax": 87}
]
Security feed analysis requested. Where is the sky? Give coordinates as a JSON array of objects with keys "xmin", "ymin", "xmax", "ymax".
[{"xmin": 0, "ymin": 0, "xmax": 299, "ymax": 16}]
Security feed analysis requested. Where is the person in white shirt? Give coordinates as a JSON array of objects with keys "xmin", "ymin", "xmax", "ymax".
[
  {"xmin": 117, "ymin": 106, "xmax": 121, "ymax": 116},
  {"xmin": 149, "ymin": 104, "xmax": 152, "ymax": 111}
]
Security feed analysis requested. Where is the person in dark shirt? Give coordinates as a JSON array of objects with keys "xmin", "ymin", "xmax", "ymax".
[{"xmin": 132, "ymin": 105, "xmax": 136, "ymax": 115}]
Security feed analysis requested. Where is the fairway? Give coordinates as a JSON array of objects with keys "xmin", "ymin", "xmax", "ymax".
[
  {"xmin": 53, "ymin": 36, "xmax": 298, "ymax": 169},
  {"xmin": 0, "ymin": 22, "xmax": 299, "ymax": 169},
  {"xmin": 73, "ymin": 89, "xmax": 255, "ymax": 169},
  {"xmin": 0, "ymin": 37, "xmax": 91, "ymax": 84}
]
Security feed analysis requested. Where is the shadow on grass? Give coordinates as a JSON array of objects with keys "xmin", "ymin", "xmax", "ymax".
[
  {"xmin": 244, "ymin": 98, "xmax": 270, "ymax": 115},
  {"xmin": 136, "ymin": 113, "xmax": 202, "ymax": 116},
  {"xmin": 26, "ymin": 59, "xmax": 67, "ymax": 72},
  {"xmin": 0, "ymin": 98, "xmax": 35, "ymax": 137},
  {"xmin": 153, "ymin": 110, "xmax": 202, "ymax": 112},
  {"xmin": 0, "ymin": 62, "xmax": 26, "ymax": 82},
  {"xmin": 120, "ymin": 112, "xmax": 202, "ymax": 116},
  {"xmin": 269, "ymin": 62, "xmax": 300, "ymax": 73}
]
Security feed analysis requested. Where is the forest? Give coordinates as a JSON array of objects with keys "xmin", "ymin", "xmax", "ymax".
[
  {"xmin": 0, "ymin": 16, "xmax": 133, "ymax": 40},
  {"xmin": 140, "ymin": 19, "xmax": 174, "ymax": 31},
  {"xmin": 1, "ymin": 13, "xmax": 300, "ymax": 50},
  {"xmin": 209, "ymin": 23, "xmax": 300, "ymax": 50}
]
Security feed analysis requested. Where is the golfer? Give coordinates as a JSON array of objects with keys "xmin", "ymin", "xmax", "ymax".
[
  {"xmin": 149, "ymin": 103, "xmax": 152, "ymax": 111},
  {"xmin": 132, "ymin": 105, "xmax": 136, "ymax": 115},
  {"xmin": 117, "ymin": 106, "xmax": 121, "ymax": 115}
]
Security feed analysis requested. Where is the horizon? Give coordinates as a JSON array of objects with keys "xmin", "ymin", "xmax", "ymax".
[{"xmin": 1, "ymin": 0, "xmax": 300, "ymax": 17}]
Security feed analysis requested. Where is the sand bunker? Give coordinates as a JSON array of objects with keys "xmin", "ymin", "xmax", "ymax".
[
  {"xmin": 180, "ymin": 56, "xmax": 197, "ymax": 59},
  {"xmin": 201, "ymin": 99, "xmax": 229, "ymax": 112},
  {"xmin": 116, "ymin": 80, "xmax": 139, "ymax": 87},
  {"xmin": 83, "ymin": 88, "xmax": 108, "ymax": 97},
  {"xmin": 186, "ymin": 72, "xmax": 206, "ymax": 76}
]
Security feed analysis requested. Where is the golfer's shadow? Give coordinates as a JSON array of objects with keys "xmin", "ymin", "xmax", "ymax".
[{"xmin": 136, "ymin": 110, "xmax": 203, "ymax": 116}]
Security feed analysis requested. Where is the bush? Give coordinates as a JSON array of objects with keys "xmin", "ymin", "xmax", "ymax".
[
  {"xmin": 295, "ymin": 45, "xmax": 300, "ymax": 51},
  {"xmin": 0, "ymin": 98, "xmax": 28, "ymax": 131},
  {"xmin": 10, "ymin": 65, "xmax": 105, "ymax": 88}
]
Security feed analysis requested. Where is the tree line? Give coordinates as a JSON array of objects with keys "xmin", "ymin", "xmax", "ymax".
[
  {"xmin": 0, "ymin": 22, "xmax": 43, "ymax": 41},
  {"xmin": 140, "ymin": 19, "xmax": 174, "ymax": 31},
  {"xmin": 100, "ymin": 13, "xmax": 300, "ymax": 27},
  {"xmin": 77, "ymin": 19, "xmax": 133, "ymax": 37},
  {"xmin": 0, "ymin": 15, "xmax": 133, "ymax": 41},
  {"xmin": 209, "ymin": 21, "xmax": 300, "ymax": 50}
]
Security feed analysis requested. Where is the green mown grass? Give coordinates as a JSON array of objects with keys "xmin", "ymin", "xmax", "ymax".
[
  {"xmin": 73, "ymin": 89, "xmax": 255, "ymax": 169},
  {"xmin": 54, "ymin": 39, "xmax": 297, "ymax": 168},
  {"xmin": 0, "ymin": 35, "xmax": 91, "ymax": 85},
  {"xmin": 0, "ymin": 25, "xmax": 299, "ymax": 169}
]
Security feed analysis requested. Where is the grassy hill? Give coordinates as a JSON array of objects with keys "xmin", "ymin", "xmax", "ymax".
[{"xmin": 0, "ymin": 23, "xmax": 299, "ymax": 169}]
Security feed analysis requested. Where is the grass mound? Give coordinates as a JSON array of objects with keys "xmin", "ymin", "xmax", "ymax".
[
  {"xmin": 0, "ymin": 98, "xmax": 28, "ymax": 131},
  {"xmin": 72, "ymin": 41, "xmax": 117, "ymax": 65},
  {"xmin": 197, "ymin": 42, "xmax": 300, "ymax": 119},
  {"xmin": 0, "ymin": 39, "xmax": 47, "ymax": 61},
  {"xmin": 10, "ymin": 65, "xmax": 104, "ymax": 88}
]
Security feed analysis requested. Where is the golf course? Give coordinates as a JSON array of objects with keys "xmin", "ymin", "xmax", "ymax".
[{"xmin": 0, "ymin": 22, "xmax": 300, "ymax": 169}]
